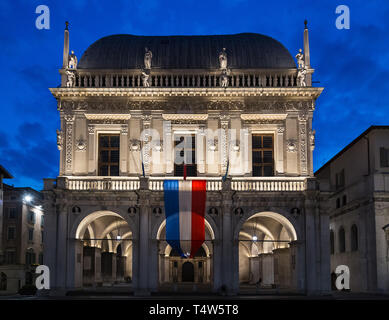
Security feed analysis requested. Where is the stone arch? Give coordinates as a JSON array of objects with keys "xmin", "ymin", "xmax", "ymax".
[
  {"xmin": 234, "ymin": 210, "xmax": 298, "ymax": 241},
  {"xmin": 71, "ymin": 209, "xmax": 136, "ymax": 241},
  {"xmin": 164, "ymin": 242, "xmax": 211, "ymax": 257},
  {"xmin": 237, "ymin": 210, "xmax": 298, "ymax": 288},
  {"xmin": 71, "ymin": 209, "xmax": 135, "ymax": 288},
  {"xmin": 154, "ymin": 215, "xmax": 217, "ymax": 241}
]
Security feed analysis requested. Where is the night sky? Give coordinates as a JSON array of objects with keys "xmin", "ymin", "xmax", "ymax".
[{"xmin": 0, "ymin": 0, "xmax": 388, "ymax": 190}]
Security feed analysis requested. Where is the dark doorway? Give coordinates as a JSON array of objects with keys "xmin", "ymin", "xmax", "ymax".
[{"xmin": 182, "ymin": 261, "xmax": 194, "ymax": 282}]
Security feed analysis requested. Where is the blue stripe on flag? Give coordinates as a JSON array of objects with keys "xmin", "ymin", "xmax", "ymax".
[{"xmin": 163, "ymin": 180, "xmax": 183, "ymax": 256}]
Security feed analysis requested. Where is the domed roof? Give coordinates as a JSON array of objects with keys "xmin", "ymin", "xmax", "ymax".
[{"xmin": 78, "ymin": 33, "xmax": 296, "ymax": 70}]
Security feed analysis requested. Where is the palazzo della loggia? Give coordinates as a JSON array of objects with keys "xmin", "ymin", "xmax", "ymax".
[{"xmin": 43, "ymin": 21, "xmax": 331, "ymax": 295}]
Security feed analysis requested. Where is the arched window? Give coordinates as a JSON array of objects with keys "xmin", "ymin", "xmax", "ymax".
[
  {"xmin": 330, "ymin": 230, "xmax": 335, "ymax": 255},
  {"xmin": 339, "ymin": 227, "xmax": 346, "ymax": 253},
  {"xmin": 351, "ymin": 224, "xmax": 358, "ymax": 251}
]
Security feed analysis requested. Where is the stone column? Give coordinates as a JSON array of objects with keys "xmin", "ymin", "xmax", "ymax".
[
  {"xmin": 304, "ymin": 178, "xmax": 319, "ymax": 294},
  {"xmin": 289, "ymin": 240, "xmax": 305, "ymax": 292},
  {"xmin": 87, "ymin": 124, "xmax": 95, "ymax": 174},
  {"xmin": 135, "ymin": 177, "xmax": 151, "ymax": 295},
  {"xmin": 221, "ymin": 178, "xmax": 236, "ymax": 294},
  {"xmin": 42, "ymin": 197, "xmax": 58, "ymax": 290}
]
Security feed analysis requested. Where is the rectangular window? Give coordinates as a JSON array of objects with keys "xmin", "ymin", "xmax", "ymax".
[
  {"xmin": 8, "ymin": 207, "xmax": 17, "ymax": 219},
  {"xmin": 98, "ymin": 134, "xmax": 120, "ymax": 176},
  {"xmin": 6, "ymin": 250, "xmax": 16, "ymax": 264},
  {"xmin": 27, "ymin": 211, "xmax": 36, "ymax": 224},
  {"xmin": 28, "ymin": 228, "xmax": 34, "ymax": 242},
  {"xmin": 174, "ymin": 134, "xmax": 197, "ymax": 177},
  {"xmin": 252, "ymin": 134, "xmax": 274, "ymax": 177},
  {"xmin": 380, "ymin": 147, "xmax": 389, "ymax": 167},
  {"xmin": 7, "ymin": 227, "xmax": 15, "ymax": 240},
  {"xmin": 335, "ymin": 169, "xmax": 345, "ymax": 190}
]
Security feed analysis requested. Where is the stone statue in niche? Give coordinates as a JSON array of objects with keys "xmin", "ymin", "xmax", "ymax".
[
  {"xmin": 153, "ymin": 207, "xmax": 162, "ymax": 216},
  {"xmin": 68, "ymin": 50, "xmax": 78, "ymax": 69},
  {"xmin": 56, "ymin": 130, "xmax": 63, "ymax": 150},
  {"xmin": 219, "ymin": 47, "xmax": 227, "ymax": 70},
  {"xmin": 209, "ymin": 207, "xmax": 218, "ymax": 216},
  {"xmin": 297, "ymin": 66, "xmax": 307, "ymax": 87},
  {"xmin": 295, "ymin": 48, "xmax": 305, "ymax": 69},
  {"xmin": 234, "ymin": 207, "xmax": 243, "ymax": 217},
  {"xmin": 128, "ymin": 207, "xmax": 137, "ymax": 216},
  {"xmin": 141, "ymin": 71, "xmax": 150, "ymax": 87},
  {"xmin": 310, "ymin": 130, "xmax": 316, "ymax": 150},
  {"xmin": 66, "ymin": 70, "xmax": 76, "ymax": 87},
  {"xmin": 144, "ymin": 47, "xmax": 152, "ymax": 70}
]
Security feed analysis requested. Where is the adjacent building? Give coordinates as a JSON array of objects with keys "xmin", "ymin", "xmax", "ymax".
[
  {"xmin": 0, "ymin": 182, "xmax": 44, "ymax": 294},
  {"xmin": 43, "ymin": 22, "xmax": 331, "ymax": 295},
  {"xmin": 316, "ymin": 126, "xmax": 389, "ymax": 293}
]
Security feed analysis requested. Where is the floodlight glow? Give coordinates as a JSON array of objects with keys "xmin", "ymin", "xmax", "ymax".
[
  {"xmin": 24, "ymin": 195, "xmax": 33, "ymax": 203},
  {"xmin": 116, "ymin": 235, "xmax": 121, "ymax": 240},
  {"xmin": 252, "ymin": 236, "xmax": 258, "ymax": 241}
]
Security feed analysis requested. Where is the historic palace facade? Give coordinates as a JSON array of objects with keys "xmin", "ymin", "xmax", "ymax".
[{"xmin": 43, "ymin": 22, "xmax": 330, "ymax": 295}]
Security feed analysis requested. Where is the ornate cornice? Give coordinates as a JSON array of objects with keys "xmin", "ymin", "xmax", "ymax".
[
  {"xmin": 162, "ymin": 114, "xmax": 208, "ymax": 121},
  {"xmin": 85, "ymin": 114, "xmax": 131, "ymax": 121},
  {"xmin": 240, "ymin": 114, "xmax": 287, "ymax": 121},
  {"xmin": 50, "ymin": 87, "xmax": 324, "ymax": 99}
]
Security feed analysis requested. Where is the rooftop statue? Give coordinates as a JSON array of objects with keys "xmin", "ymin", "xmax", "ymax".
[
  {"xmin": 220, "ymin": 69, "xmax": 230, "ymax": 88},
  {"xmin": 295, "ymin": 49, "xmax": 304, "ymax": 69},
  {"xmin": 66, "ymin": 69, "xmax": 76, "ymax": 87},
  {"xmin": 219, "ymin": 47, "xmax": 227, "ymax": 70},
  {"xmin": 297, "ymin": 66, "xmax": 307, "ymax": 87},
  {"xmin": 144, "ymin": 47, "xmax": 152, "ymax": 70},
  {"xmin": 141, "ymin": 71, "xmax": 150, "ymax": 87},
  {"xmin": 68, "ymin": 50, "xmax": 78, "ymax": 69}
]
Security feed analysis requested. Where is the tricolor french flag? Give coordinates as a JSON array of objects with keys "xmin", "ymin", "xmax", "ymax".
[{"xmin": 163, "ymin": 180, "xmax": 206, "ymax": 258}]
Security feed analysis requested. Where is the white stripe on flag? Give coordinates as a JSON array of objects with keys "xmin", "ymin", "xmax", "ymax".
[{"xmin": 179, "ymin": 180, "xmax": 192, "ymax": 256}]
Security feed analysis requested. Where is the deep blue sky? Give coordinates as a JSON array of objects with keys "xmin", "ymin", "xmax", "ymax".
[{"xmin": 0, "ymin": 0, "xmax": 388, "ymax": 190}]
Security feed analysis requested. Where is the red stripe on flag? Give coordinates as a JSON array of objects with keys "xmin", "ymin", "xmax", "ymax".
[{"xmin": 190, "ymin": 180, "xmax": 206, "ymax": 258}]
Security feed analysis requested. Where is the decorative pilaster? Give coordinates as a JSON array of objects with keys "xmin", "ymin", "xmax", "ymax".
[
  {"xmin": 87, "ymin": 124, "xmax": 95, "ymax": 174},
  {"xmin": 298, "ymin": 111, "xmax": 308, "ymax": 176},
  {"xmin": 141, "ymin": 115, "xmax": 152, "ymax": 175},
  {"xmin": 197, "ymin": 125, "xmax": 206, "ymax": 174},
  {"xmin": 220, "ymin": 115, "xmax": 230, "ymax": 173},
  {"xmin": 276, "ymin": 126, "xmax": 285, "ymax": 174},
  {"xmin": 64, "ymin": 114, "xmax": 75, "ymax": 174},
  {"xmin": 120, "ymin": 125, "xmax": 128, "ymax": 175},
  {"xmin": 242, "ymin": 127, "xmax": 250, "ymax": 175},
  {"xmin": 163, "ymin": 120, "xmax": 173, "ymax": 174}
]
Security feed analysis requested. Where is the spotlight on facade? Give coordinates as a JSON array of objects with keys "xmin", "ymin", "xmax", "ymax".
[
  {"xmin": 24, "ymin": 195, "xmax": 33, "ymax": 203},
  {"xmin": 116, "ymin": 235, "xmax": 121, "ymax": 240},
  {"xmin": 252, "ymin": 235, "xmax": 258, "ymax": 241}
]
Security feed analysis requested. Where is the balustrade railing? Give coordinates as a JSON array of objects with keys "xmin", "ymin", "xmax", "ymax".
[
  {"xmin": 68, "ymin": 69, "xmax": 300, "ymax": 89},
  {"xmin": 53, "ymin": 176, "xmax": 307, "ymax": 192},
  {"xmin": 231, "ymin": 178, "xmax": 306, "ymax": 191}
]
